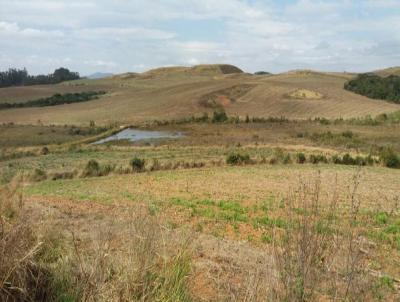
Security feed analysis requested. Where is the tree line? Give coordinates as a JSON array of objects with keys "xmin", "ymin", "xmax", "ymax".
[
  {"xmin": 0, "ymin": 67, "xmax": 80, "ymax": 88},
  {"xmin": 344, "ymin": 73, "xmax": 400, "ymax": 103},
  {"xmin": 0, "ymin": 91, "xmax": 106, "ymax": 110}
]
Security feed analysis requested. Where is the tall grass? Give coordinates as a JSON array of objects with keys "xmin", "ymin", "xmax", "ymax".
[
  {"xmin": 0, "ymin": 178, "xmax": 192, "ymax": 302},
  {"xmin": 271, "ymin": 173, "xmax": 371, "ymax": 301},
  {"xmin": 0, "ymin": 177, "xmax": 49, "ymax": 301}
]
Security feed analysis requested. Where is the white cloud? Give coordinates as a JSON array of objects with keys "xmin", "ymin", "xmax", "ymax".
[
  {"xmin": 0, "ymin": 0, "xmax": 399, "ymax": 74},
  {"xmin": 0, "ymin": 21, "xmax": 64, "ymax": 38},
  {"xmin": 76, "ymin": 27, "xmax": 176, "ymax": 41}
]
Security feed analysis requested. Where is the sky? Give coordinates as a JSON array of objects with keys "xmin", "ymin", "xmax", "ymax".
[{"xmin": 0, "ymin": 0, "xmax": 399, "ymax": 75}]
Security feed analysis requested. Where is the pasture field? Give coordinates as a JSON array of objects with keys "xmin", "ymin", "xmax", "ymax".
[
  {"xmin": 0, "ymin": 66, "xmax": 399, "ymax": 125},
  {"xmin": 1, "ymin": 119, "xmax": 400, "ymax": 300},
  {"xmin": 1, "ymin": 66, "xmax": 400, "ymax": 301}
]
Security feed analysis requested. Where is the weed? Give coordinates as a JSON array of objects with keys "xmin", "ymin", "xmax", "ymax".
[
  {"xmin": 30, "ymin": 168, "xmax": 47, "ymax": 182},
  {"xmin": 130, "ymin": 157, "xmax": 146, "ymax": 172},
  {"xmin": 296, "ymin": 152, "xmax": 306, "ymax": 164},
  {"xmin": 379, "ymin": 147, "xmax": 400, "ymax": 168},
  {"xmin": 226, "ymin": 152, "xmax": 251, "ymax": 165}
]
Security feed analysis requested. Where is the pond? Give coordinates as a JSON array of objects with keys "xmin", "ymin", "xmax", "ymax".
[{"xmin": 93, "ymin": 128, "xmax": 184, "ymax": 145}]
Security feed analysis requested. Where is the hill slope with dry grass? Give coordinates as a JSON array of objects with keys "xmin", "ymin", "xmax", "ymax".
[
  {"xmin": 0, "ymin": 64, "xmax": 399, "ymax": 126},
  {"xmin": 373, "ymin": 66, "xmax": 400, "ymax": 77}
]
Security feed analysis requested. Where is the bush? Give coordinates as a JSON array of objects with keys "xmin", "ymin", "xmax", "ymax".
[
  {"xmin": 282, "ymin": 153, "xmax": 292, "ymax": 164},
  {"xmin": 31, "ymin": 168, "xmax": 47, "ymax": 182},
  {"xmin": 130, "ymin": 157, "xmax": 146, "ymax": 172},
  {"xmin": 296, "ymin": 153, "xmax": 306, "ymax": 164},
  {"xmin": 332, "ymin": 154, "xmax": 341, "ymax": 164},
  {"xmin": 309, "ymin": 154, "xmax": 328, "ymax": 164},
  {"xmin": 82, "ymin": 159, "xmax": 101, "ymax": 177},
  {"xmin": 354, "ymin": 156, "xmax": 367, "ymax": 166},
  {"xmin": 379, "ymin": 147, "xmax": 400, "ymax": 168},
  {"xmin": 341, "ymin": 153, "xmax": 356, "ymax": 165},
  {"xmin": 40, "ymin": 146, "xmax": 49, "ymax": 155},
  {"xmin": 226, "ymin": 152, "xmax": 251, "ymax": 165},
  {"xmin": 212, "ymin": 109, "xmax": 228, "ymax": 123}
]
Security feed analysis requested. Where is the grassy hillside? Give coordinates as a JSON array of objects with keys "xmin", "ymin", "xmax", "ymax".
[
  {"xmin": 0, "ymin": 64, "xmax": 399, "ymax": 126},
  {"xmin": 373, "ymin": 66, "xmax": 400, "ymax": 77}
]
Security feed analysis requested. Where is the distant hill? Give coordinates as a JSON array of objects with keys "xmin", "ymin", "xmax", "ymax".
[
  {"xmin": 254, "ymin": 71, "xmax": 271, "ymax": 75},
  {"xmin": 373, "ymin": 67, "xmax": 400, "ymax": 77},
  {"xmin": 142, "ymin": 64, "xmax": 244, "ymax": 78},
  {"xmin": 1, "ymin": 64, "xmax": 399, "ymax": 125},
  {"xmin": 87, "ymin": 72, "xmax": 114, "ymax": 79}
]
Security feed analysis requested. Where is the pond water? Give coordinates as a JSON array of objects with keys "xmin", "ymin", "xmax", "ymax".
[{"xmin": 93, "ymin": 128, "xmax": 184, "ymax": 144}]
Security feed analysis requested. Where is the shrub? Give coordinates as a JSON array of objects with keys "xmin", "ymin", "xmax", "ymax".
[
  {"xmin": 341, "ymin": 130, "xmax": 354, "ymax": 138},
  {"xmin": 332, "ymin": 154, "xmax": 341, "ymax": 164},
  {"xmin": 49, "ymin": 171, "xmax": 76, "ymax": 181},
  {"xmin": 274, "ymin": 176, "xmax": 369, "ymax": 301},
  {"xmin": 82, "ymin": 159, "xmax": 100, "ymax": 177},
  {"xmin": 130, "ymin": 157, "xmax": 146, "ymax": 172},
  {"xmin": 212, "ymin": 109, "xmax": 228, "ymax": 123},
  {"xmin": 296, "ymin": 153, "xmax": 306, "ymax": 164},
  {"xmin": 354, "ymin": 156, "xmax": 367, "ymax": 166},
  {"xmin": 379, "ymin": 147, "xmax": 400, "ymax": 169},
  {"xmin": 341, "ymin": 153, "xmax": 356, "ymax": 165},
  {"xmin": 282, "ymin": 153, "xmax": 292, "ymax": 164},
  {"xmin": 31, "ymin": 168, "xmax": 47, "ymax": 182},
  {"xmin": 309, "ymin": 154, "xmax": 328, "ymax": 164},
  {"xmin": 40, "ymin": 146, "xmax": 49, "ymax": 155},
  {"xmin": 226, "ymin": 152, "xmax": 251, "ymax": 165}
]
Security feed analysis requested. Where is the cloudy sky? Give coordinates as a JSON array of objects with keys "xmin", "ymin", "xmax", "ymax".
[{"xmin": 0, "ymin": 0, "xmax": 399, "ymax": 75}]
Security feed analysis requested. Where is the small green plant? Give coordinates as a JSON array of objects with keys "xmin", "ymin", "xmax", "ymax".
[
  {"xmin": 31, "ymin": 168, "xmax": 47, "ymax": 182},
  {"xmin": 130, "ymin": 157, "xmax": 146, "ymax": 172},
  {"xmin": 212, "ymin": 109, "xmax": 228, "ymax": 123},
  {"xmin": 309, "ymin": 154, "xmax": 327, "ymax": 164},
  {"xmin": 226, "ymin": 152, "xmax": 251, "ymax": 165},
  {"xmin": 40, "ymin": 146, "xmax": 49, "ymax": 155},
  {"xmin": 283, "ymin": 153, "xmax": 292, "ymax": 164},
  {"xmin": 82, "ymin": 159, "xmax": 100, "ymax": 177},
  {"xmin": 341, "ymin": 153, "xmax": 356, "ymax": 165},
  {"xmin": 296, "ymin": 153, "xmax": 306, "ymax": 164},
  {"xmin": 379, "ymin": 147, "xmax": 400, "ymax": 169},
  {"xmin": 374, "ymin": 212, "xmax": 389, "ymax": 225},
  {"xmin": 261, "ymin": 233, "xmax": 272, "ymax": 244}
]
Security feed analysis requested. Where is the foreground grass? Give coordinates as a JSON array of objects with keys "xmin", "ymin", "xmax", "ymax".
[
  {"xmin": 3, "ymin": 165, "xmax": 399, "ymax": 301},
  {"xmin": 0, "ymin": 179, "xmax": 192, "ymax": 302},
  {"xmin": 25, "ymin": 165, "xmax": 400, "ymax": 280}
]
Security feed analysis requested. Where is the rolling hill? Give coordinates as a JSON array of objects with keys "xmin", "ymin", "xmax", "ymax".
[
  {"xmin": 373, "ymin": 66, "xmax": 400, "ymax": 77},
  {"xmin": 0, "ymin": 64, "xmax": 399, "ymax": 126}
]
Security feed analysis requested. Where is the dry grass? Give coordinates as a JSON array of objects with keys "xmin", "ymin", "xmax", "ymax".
[
  {"xmin": 288, "ymin": 89, "xmax": 324, "ymax": 100},
  {"xmin": 271, "ymin": 173, "xmax": 369, "ymax": 301},
  {"xmin": 0, "ymin": 177, "xmax": 193, "ymax": 302},
  {"xmin": 51, "ymin": 212, "xmax": 192, "ymax": 302},
  {"xmin": 0, "ymin": 66, "xmax": 399, "ymax": 126},
  {"xmin": 0, "ymin": 177, "xmax": 49, "ymax": 301}
]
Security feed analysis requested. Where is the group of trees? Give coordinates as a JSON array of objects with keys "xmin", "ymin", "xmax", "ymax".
[
  {"xmin": 0, "ymin": 67, "xmax": 80, "ymax": 88},
  {"xmin": 0, "ymin": 91, "xmax": 106, "ymax": 110},
  {"xmin": 344, "ymin": 73, "xmax": 400, "ymax": 103}
]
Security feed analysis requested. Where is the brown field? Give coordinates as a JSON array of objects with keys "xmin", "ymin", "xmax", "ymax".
[
  {"xmin": 0, "ymin": 64, "xmax": 399, "ymax": 126},
  {"xmin": 1, "ymin": 64, "xmax": 400, "ymax": 301},
  {"xmin": 373, "ymin": 66, "xmax": 400, "ymax": 77}
]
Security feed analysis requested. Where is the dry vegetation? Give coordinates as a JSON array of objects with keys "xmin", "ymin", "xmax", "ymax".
[
  {"xmin": 1, "ymin": 64, "xmax": 400, "ymax": 301},
  {"xmin": 0, "ymin": 64, "xmax": 399, "ymax": 125}
]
